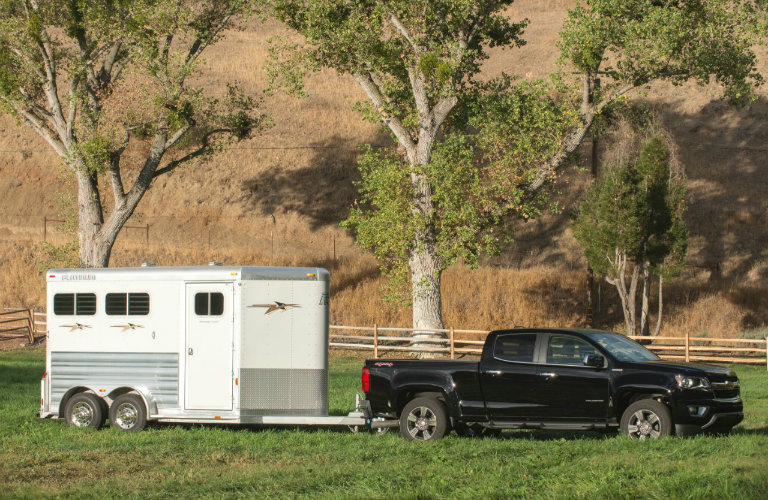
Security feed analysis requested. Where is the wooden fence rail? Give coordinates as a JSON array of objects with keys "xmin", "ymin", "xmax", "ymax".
[
  {"xmin": 0, "ymin": 308, "xmax": 45, "ymax": 344},
  {"xmin": 330, "ymin": 325, "xmax": 768, "ymax": 369},
  {"xmin": 7, "ymin": 312, "xmax": 767, "ymax": 369}
]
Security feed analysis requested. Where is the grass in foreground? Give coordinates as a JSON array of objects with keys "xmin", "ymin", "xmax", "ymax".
[{"xmin": 1, "ymin": 348, "xmax": 767, "ymax": 499}]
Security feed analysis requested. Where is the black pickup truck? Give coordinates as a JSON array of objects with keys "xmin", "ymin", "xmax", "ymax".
[{"xmin": 361, "ymin": 328, "xmax": 743, "ymax": 441}]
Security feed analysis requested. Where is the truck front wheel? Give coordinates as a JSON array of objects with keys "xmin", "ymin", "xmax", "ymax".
[
  {"xmin": 620, "ymin": 399, "xmax": 673, "ymax": 440},
  {"xmin": 399, "ymin": 397, "xmax": 448, "ymax": 441}
]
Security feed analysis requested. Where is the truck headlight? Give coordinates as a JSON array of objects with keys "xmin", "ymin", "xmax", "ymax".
[{"xmin": 675, "ymin": 374, "xmax": 711, "ymax": 390}]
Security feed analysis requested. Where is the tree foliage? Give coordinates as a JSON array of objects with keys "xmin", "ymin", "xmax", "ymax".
[
  {"xmin": 573, "ymin": 118, "xmax": 687, "ymax": 336},
  {"xmin": 0, "ymin": 0, "xmax": 266, "ymax": 267}
]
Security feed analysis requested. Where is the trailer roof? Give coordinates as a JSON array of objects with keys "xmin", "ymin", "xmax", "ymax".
[{"xmin": 46, "ymin": 266, "xmax": 329, "ymax": 282}]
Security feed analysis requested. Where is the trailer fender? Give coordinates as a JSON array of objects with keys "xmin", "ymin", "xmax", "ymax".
[
  {"xmin": 107, "ymin": 386, "xmax": 158, "ymax": 417},
  {"xmin": 58, "ymin": 386, "xmax": 98, "ymax": 418}
]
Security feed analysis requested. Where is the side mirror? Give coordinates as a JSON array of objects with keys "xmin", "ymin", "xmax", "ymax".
[{"xmin": 583, "ymin": 353, "xmax": 605, "ymax": 368}]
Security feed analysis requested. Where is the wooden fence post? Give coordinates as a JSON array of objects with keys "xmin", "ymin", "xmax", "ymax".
[
  {"xmin": 450, "ymin": 327, "xmax": 455, "ymax": 360},
  {"xmin": 373, "ymin": 324, "xmax": 378, "ymax": 359},
  {"xmin": 27, "ymin": 308, "xmax": 34, "ymax": 344},
  {"xmin": 685, "ymin": 330, "xmax": 690, "ymax": 362}
]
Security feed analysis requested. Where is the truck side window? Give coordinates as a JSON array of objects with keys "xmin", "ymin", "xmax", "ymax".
[
  {"xmin": 194, "ymin": 292, "xmax": 224, "ymax": 316},
  {"xmin": 546, "ymin": 335, "xmax": 598, "ymax": 365},
  {"xmin": 106, "ymin": 293, "xmax": 150, "ymax": 315},
  {"xmin": 53, "ymin": 293, "xmax": 96, "ymax": 315},
  {"xmin": 493, "ymin": 334, "xmax": 537, "ymax": 363}
]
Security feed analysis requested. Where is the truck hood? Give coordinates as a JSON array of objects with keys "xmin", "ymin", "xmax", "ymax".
[{"xmin": 623, "ymin": 360, "xmax": 737, "ymax": 378}]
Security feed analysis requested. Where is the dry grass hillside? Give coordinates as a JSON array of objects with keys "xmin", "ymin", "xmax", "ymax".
[{"xmin": 1, "ymin": 0, "xmax": 768, "ymax": 340}]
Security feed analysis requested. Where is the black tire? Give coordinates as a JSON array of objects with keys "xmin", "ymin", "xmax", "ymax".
[
  {"xmin": 620, "ymin": 399, "xmax": 673, "ymax": 440},
  {"xmin": 109, "ymin": 394, "xmax": 147, "ymax": 432},
  {"xmin": 399, "ymin": 397, "xmax": 448, "ymax": 441},
  {"xmin": 64, "ymin": 393, "xmax": 106, "ymax": 429}
]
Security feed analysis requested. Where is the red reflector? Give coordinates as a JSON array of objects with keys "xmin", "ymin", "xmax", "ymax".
[
  {"xmin": 361, "ymin": 367, "xmax": 370, "ymax": 393},
  {"xmin": 41, "ymin": 398, "xmax": 44, "ymax": 406},
  {"xmin": 49, "ymin": 275, "xmax": 55, "ymax": 278},
  {"xmin": 42, "ymin": 372, "xmax": 47, "ymax": 379}
]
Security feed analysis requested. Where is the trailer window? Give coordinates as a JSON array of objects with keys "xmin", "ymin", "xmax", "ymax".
[
  {"xmin": 53, "ymin": 293, "xmax": 96, "ymax": 316},
  {"xmin": 106, "ymin": 293, "xmax": 150, "ymax": 315},
  {"xmin": 194, "ymin": 292, "xmax": 224, "ymax": 316}
]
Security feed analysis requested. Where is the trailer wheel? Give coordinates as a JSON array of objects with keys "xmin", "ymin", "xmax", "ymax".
[
  {"xmin": 65, "ymin": 393, "xmax": 106, "ymax": 429},
  {"xmin": 109, "ymin": 394, "xmax": 147, "ymax": 432},
  {"xmin": 399, "ymin": 397, "xmax": 448, "ymax": 442}
]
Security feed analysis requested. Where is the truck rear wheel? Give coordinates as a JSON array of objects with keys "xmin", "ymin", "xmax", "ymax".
[
  {"xmin": 620, "ymin": 399, "xmax": 672, "ymax": 440},
  {"xmin": 109, "ymin": 394, "xmax": 147, "ymax": 432},
  {"xmin": 65, "ymin": 393, "xmax": 106, "ymax": 429},
  {"xmin": 399, "ymin": 397, "xmax": 448, "ymax": 441}
]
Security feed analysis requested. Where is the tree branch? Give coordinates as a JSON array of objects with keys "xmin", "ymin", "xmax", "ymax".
[
  {"xmin": 153, "ymin": 128, "xmax": 228, "ymax": 178},
  {"xmin": 388, "ymin": 13, "xmax": 420, "ymax": 54},
  {"xmin": 354, "ymin": 71, "xmax": 417, "ymax": 157}
]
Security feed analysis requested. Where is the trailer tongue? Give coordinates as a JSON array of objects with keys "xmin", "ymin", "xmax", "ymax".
[{"xmin": 39, "ymin": 265, "xmax": 370, "ymax": 431}]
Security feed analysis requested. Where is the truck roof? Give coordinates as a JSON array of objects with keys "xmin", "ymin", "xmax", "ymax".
[{"xmin": 46, "ymin": 266, "xmax": 329, "ymax": 282}]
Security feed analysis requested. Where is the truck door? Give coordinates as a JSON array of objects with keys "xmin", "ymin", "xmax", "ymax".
[
  {"xmin": 185, "ymin": 283, "xmax": 234, "ymax": 410},
  {"xmin": 534, "ymin": 333, "xmax": 611, "ymax": 419},
  {"xmin": 480, "ymin": 333, "xmax": 543, "ymax": 419}
]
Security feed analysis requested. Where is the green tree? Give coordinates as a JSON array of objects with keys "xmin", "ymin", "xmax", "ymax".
[
  {"xmin": 542, "ymin": 0, "xmax": 762, "ymax": 190},
  {"xmin": 272, "ymin": 0, "xmax": 537, "ymax": 339},
  {"xmin": 0, "ymin": 0, "xmax": 265, "ymax": 267},
  {"xmin": 572, "ymin": 128, "xmax": 687, "ymax": 336}
]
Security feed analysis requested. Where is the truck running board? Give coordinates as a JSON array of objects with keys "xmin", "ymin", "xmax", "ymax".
[{"xmin": 488, "ymin": 421, "xmax": 618, "ymax": 431}]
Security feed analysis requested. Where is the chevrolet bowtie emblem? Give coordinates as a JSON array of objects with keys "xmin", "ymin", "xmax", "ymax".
[
  {"xmin": 61, "ymin": 323, "xmax": 91, "ymax": 332},
  {"xmin": 111, "ymin": 323, "xmax": 144, "ymax": 332},
  {"xmin": 248, "ymin": 301, "xmax": 300, "ymax": 314}
]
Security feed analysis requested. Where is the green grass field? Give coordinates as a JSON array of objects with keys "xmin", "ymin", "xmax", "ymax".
[{"xmin": 1, "ymin": 348, "xmax": 767, "ymax": 499}]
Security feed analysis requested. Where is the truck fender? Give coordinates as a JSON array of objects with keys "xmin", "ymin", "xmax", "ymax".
[
  {"xmin": 391, "ymin": 373, "xmax": 461, "ymax": 420},
  {"xmin": 107, "ymin": 386, "xmax": 158, "ymax": 417},
  {"xmin": 614, "ymin": 385, "xmax": 672, "ymax": 415}
]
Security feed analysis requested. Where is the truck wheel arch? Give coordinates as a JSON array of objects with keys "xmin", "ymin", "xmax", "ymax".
[{"xmin": 616, "ymin": 390, "xmax": 671, "ymax": 417}]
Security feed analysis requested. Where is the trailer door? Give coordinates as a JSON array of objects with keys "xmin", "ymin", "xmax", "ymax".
[{"xmin": 185, "ymin": 283, "xmax": 234, "ymax": 410}]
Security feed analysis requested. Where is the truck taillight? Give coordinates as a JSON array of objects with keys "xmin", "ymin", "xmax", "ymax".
[{"xmin": 361, "ymin": 367, "xmax": 370, "ymax": 393}]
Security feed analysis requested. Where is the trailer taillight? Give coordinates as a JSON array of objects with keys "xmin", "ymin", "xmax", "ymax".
[
  {"xmin": 41, "ymin": 372, "xmax": 47, "ymax": 379},
  {"xmin": 361, "ymin": 367, "xmax": 370, "ymax": 393}
]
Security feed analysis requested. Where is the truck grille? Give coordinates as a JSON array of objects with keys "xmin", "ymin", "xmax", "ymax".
[{"xmin": 710, "ymin": 376, "xmax": 740, "ymax": 399}]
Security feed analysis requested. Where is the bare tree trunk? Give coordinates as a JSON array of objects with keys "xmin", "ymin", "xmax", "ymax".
[
  {"xmin": 640, "ymin": 261, "xmax": 651, "ymax": 336},
  {"xmin": 76, "ymin": 169, "xmax": 109, "ymax": 267},
  {"xmin": 653, "ymin": 275, "xmax": 664, "ymax": 336}
]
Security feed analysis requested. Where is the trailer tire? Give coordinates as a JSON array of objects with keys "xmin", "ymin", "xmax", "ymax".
[
  {"xmin": 109, "ymin": 394, "xmax": 147, "ymax": 432},
  {"xmin": 399, "ymin": 397, "xmax": 448, "ymax": 442},
  {"xmin": 65, "ymin": 393, "xmax": 106, "ymax": 429}
]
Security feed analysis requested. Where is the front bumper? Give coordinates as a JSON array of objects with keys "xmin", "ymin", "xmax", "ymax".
[{"xmin": 672, "ymin": 394, "xmax": 743, "ymax": 436}]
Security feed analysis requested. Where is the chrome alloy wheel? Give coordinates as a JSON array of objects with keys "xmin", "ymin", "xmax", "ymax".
[
  {"xmin": 405, "ymin": 406, "xmax": 438, "ymax": 440},
  {"xmin": 626, "ymin": 408, "xmax": 662, "ymax": 440},
  {"xmin": 70, "ymin": 401, "xmax": 95, "ymax": 427},
  {"xmin": 113, "ymin": 402, "xmax": 139, "ymax": 430}
]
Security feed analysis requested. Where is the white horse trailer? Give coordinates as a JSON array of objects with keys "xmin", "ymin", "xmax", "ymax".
[{"xmin": 38, "ymin": 265, "xmax": 369, "ymax": 431}]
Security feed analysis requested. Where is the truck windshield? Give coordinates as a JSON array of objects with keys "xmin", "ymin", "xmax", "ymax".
[{"xmin": 586, "ymin": 332, "xmax": 660, "ymax": 362}]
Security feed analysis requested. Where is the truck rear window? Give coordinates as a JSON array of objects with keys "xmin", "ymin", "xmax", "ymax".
[{"xmin": 494, "ymin": 334, "xmax": 536, "ymax": 363}]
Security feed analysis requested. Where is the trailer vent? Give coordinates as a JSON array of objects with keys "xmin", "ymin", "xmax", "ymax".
[
  {"xmin": 208, "ymin": 261, "xmax": 223, "ymax": 266},
  {"xmin": 141, "ymin": 263, "xmax": 155, "ymax": 267}
]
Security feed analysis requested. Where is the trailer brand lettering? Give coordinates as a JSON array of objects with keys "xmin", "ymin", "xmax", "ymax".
[
  {"xmin": 248, "ymin": 301, "xmax": 300, "ymax": 314},
  {"xmin": 62, "ymin": 274, "xmax": 96, "ymax": 281}
]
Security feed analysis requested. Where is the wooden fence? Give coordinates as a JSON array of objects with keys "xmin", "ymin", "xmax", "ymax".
[
  {"xmin": 330, "ymin": 325, "xmax": 768, "ymax": 368},
  {"xmin": 0, "ymin": 308, "xmax": 46, "ymax": 345}
]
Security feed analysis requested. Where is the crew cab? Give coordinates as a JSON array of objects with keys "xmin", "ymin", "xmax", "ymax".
[{"xmin": 362, "ymin": 328, "xmax": 743, "ymax": 441}]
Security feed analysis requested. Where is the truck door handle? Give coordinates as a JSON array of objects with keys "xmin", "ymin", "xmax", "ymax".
[
  {"xmin": 188, "ymin": 348, "xmax": 193, "ymax": 355},
  {"xmin": 540, "ymin": 372, "xmax": 557, "ymax": 379},
  {"xmin": 487, "ymin": 370, "xmax": 503, "ymax": 377}
]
